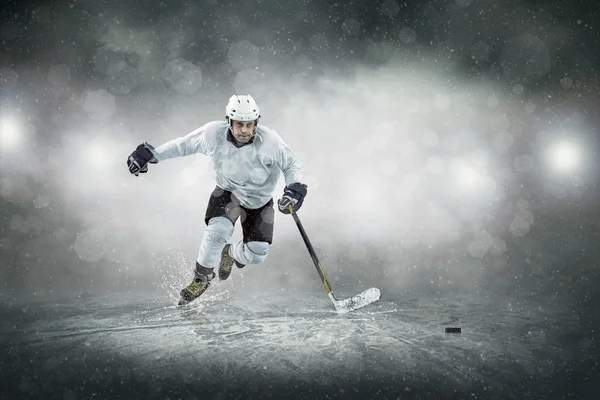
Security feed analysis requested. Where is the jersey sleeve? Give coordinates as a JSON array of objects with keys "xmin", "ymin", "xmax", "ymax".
[
  {"xmin": 151, "ymin": 123, "xmax": 215, "ymax": 162},
  {"xmin": 276, "ymin": 138, "xmax": 303, "ymax": 186}
]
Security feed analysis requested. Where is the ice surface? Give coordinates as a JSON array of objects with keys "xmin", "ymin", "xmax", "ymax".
[{"xmin": 1, "ymin": 291, "xmax": 596, "ymax": 399}]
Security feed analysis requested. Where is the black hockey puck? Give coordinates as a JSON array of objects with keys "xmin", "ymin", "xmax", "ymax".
[{"xmin": 445, "ymin": 327, "xmax": 461, "ymax": 334}]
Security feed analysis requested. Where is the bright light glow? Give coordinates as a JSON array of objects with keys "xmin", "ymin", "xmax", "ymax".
[
  {"xmin": 452, "ymin": 160, "xmax": 481, "ymax": 193},
  {"xmin": 550, "ymin": 141, "xmax": 580, "ymax": 172},
  {"xmin": 89, "ymin": 146, "xmax": 111, "ymax": 169},
  {"xmin": 0, "ymin": 116, "xmax": 22, "ymax": 150},
  {"xmin": 84, "ymin": 136, "xmax": 117, "ymax": 171},
  {"xmin": 458, "ymin": 165, "xmax": 478, "ymax": 187},
  {"xmin": 449, "ymin": 159, "xmax": 497, "ymax": 199}
]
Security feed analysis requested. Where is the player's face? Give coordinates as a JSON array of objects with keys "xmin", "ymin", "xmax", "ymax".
[{"xmin": 231, "ymin": 120, "xmax": 256, "ymax": 143}]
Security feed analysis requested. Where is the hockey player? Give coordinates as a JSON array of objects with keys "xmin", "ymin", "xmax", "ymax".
[{"xmin": 126, "ymin": 95, "xmax": 308, "ymax": 305}]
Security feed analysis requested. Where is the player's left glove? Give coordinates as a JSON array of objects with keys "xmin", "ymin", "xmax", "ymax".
[
  {"xmin": 277, "ymin": 182, "xmax": 308, "ymax": 214},
  {"xmin": 127, "ymin": 142, "xmax": 158, "ymax": 176}
]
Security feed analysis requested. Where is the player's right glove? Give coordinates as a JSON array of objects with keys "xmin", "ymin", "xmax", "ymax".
[
  {"xmin": 277, "ymin": 182, "xmax": 308, "ymax": 214},
  {"xmin": 127, "ymin": 142, "xmax": 157, "ymax": 176}
]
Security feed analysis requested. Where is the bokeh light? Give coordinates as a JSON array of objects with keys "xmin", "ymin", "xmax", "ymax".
[
  {"xmin": 0, "ymin": 115, "xmax": 23, "ymax": 151},
  {"xmin": 548, "ymin": 140, "xmax": 581, "ymax": 173}
]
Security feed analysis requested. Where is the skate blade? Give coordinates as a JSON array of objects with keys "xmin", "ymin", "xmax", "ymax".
[
  {"xmin": 178, "ymin": 295, "xmax": 193, "ymax": 306},
  {"xmin": 178, "ymin": 298, "xmax": 188, "ymax": 306},
  {"xmin": 330, "ymin": 287, "xmax": 381, "ymax": 313}
]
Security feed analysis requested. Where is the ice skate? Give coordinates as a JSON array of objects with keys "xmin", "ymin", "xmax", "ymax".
[
  {"xmin": 178, "ymin": 264, "xmax": 215, "ymax": 306},
  {"xmin": 218, "ymin": 244, "xmax": 245, "ymax": 281}
]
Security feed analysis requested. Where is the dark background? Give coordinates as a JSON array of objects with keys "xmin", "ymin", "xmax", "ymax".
[{"xmin": 1, "ymin": 0, "xmax": 599, "ymax": 398}]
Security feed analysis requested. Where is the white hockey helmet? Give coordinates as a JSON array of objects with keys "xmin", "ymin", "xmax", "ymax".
[{"xmin": 225, "ymin": 94, "xmax": 260, "ymax": 124}]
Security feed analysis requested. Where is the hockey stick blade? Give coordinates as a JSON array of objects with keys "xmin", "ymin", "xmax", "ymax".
[{"xmin": 328, "ymin": 287, "xmax": 381, "ymax": 313}]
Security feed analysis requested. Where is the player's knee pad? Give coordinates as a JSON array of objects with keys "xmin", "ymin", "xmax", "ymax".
[{"xmin": 245, "ymin": 241, "xmax": 270, "ymax": 264}]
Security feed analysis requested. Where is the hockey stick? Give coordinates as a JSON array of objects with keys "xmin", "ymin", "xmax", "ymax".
[{"xmin": 288, "ymin": 204, "xmax": 381, "ymax": 313}]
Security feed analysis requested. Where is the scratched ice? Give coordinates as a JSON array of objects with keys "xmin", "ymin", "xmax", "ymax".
[{"xmin": 1, "ymin": 287, "xmax": 593, "ymax": 399}]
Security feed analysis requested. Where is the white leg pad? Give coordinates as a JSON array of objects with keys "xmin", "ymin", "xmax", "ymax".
[{"xmin": 196, "ymin": 217, "xmax": 234, "ymax": 268}]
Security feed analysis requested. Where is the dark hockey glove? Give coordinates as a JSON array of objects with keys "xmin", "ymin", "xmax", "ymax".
[
  {"xmin": 127, "ymin": 142, "xmax": 157, "ymax": 176},
  {"xmin": 277, "ymin": 182, "xmax": 308, "ymax": 214}
]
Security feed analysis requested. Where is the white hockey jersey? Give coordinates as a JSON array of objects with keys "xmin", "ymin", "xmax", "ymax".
[{"xmin": 151, "ymin": 120, "xmax": 303, "ymax": 209}]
